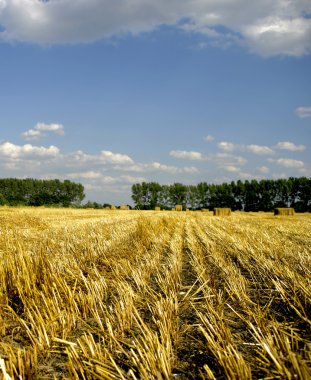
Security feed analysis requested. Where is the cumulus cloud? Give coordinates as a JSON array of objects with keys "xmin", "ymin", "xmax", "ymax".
[
  {"xmin": 22, "ymin": 122, "xmax": 65, "ymax": 140},
  {"xmin": 67, "ymin": 171, "xmax": 103, "ymax": 180},
  {"xmin": 296, "ymin": 106, "xmax": 311, "ymax": 118},
  {"xmin": 0, "ymin": 141, "xmax": 60, "ymax": 158},
  {"xmin": 222, "ymin": 165, "xmax": 240, "ymax": 172},
  {"xmin": 120, "ymin": 175, "xmax": 146, "ymax": 184},
  {"xmin": 147, "ymin": 162, "xmax": 199, "ymax": 174},
  {"xmin": 238, "ymin": 172, "xmax": 263, "ymax": 180},
  {"xmin": 243, "ymin": 16, "xmax": 311, "ymax": 57},
  {"xmin": 100, "ymin": 150, "xmax": 134, "ymax": 165},
  {"xmin": 0, "ymin": 1, "xmax": 310, "ymax": 56},
  {"xmin": 70, "ymin": 173, "xmax": 147, "ymax": 188},
  {"xmin": 218, "ymin": 141, "xmax": 274, "ymax": 155},
  {"xmin": 170, "ymin": 148, "xmax": 247, "ymax": 168},
  {"xmin": 204, "ymin": 135, "xmax": 215, "ymax": 142},
  {"xmin": 245, "ymin": 144, "xmax": 274, "ymax": 155},
  {"xmin": 269, "ymin": 158, "xmax": 305, "ymax": 168},
  {"xmin": 56, "ymin": 147, "xmax": 199, "ymax": 175},
  {"xmin": 21, "ymin": 129, "xmax": 42, "ymax": 141},
  {"xmin": 114, "ymin": 161, "xmax": 198, "ymax": 174},
  {"xmin": 183, "ymin": 166, "xmax": 199, "ymax": 174},
  {"xmin": 71, "ymin": 175, "xmax": 123, "ymax": 187},
  {"xmin": 211, "ymin": 153, "xmax": 247, "ymax": 166},
  {"xmin": 257, "ymin": 166, "xmax": 270, "ymax": 174},
  {"xmin": 35, "ymin": 122, "xmax": 65, "ymax": 135},
  {"xmin": 148, "ymin": 162, "xmax": 180, "ymax": 174},
  {"xmin": 274, "ymin": 141, "xmax": 306, "ymax": 152},
  {"xmin": 169, "ymin": 150, "xmax": 204, "ymax": 160},
  {"xmin": 217, "ymin": 142, "xmax": 236, "ymax": 152},
  {"xmin": 5, "ymin": 142, "xmax": 197, "ymax": 176}
]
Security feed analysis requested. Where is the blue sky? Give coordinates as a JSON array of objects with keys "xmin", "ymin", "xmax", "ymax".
[{"xmin": 0, "ymin": 1, "xmax": 310, "ymax": 204}]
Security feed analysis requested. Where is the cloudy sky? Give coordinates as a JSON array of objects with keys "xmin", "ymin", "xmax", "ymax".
[{"xmin": 0, "ymin": 0, "xmax": 310, "ymax": 204}]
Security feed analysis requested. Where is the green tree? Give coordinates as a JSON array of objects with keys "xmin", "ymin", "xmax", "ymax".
[
  {"xmin": 196, "ymin": 182, "xmax": 210, "ymax": 209},
  {"xmin": 169, "ymin": 183, "xmax": 187, "ymax": 207}
]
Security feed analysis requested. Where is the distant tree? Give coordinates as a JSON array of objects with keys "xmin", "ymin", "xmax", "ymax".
[
  {"xmin": 130, "ymin": 178, "xmax": 311, "ymax": 212},
  {"xmin": 295, "ymin": 177, "xmax": 311, "ymax": 212},
  {"xmin": 131, "ymin": 183, "xmax": 144, "ymax": 209},
  {"xmin": 196, "ymin": 182, "xmax": 210, "ymax": 209},
  {"xmin": 149, "ymin": 182, "xmax": 162, "ymax": 209},
  {"xmin": 186, "ymin": 185, "xmax": 200, "ymax": 209},
  {"xmin": 0, "ymin": 193, "xmax": 6, "ymax": 205},
  {"xmin": 158, "ymin": 185, "xmax": 170, "ymax": 209},
  {"xmin": 169, "ymin": 183, "xmax": 187, "ymax": 207},
  {"xmin": 0, "ymin": 178, "xmax": 85, "ymax": 207},
  {"xmin": 232, "ymin": 180, "xmax": 244, "ymax": 210}
]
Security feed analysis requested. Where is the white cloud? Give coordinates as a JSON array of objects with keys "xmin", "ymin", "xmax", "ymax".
[
  {"xmin": 204, "ymin": 135, "xmax": 215, "ymax": 142},
  {"xmin": 296, "ymin": 106, "xmax": 311, "ymax": 118},
  {"xmin": 73, "ymin": 173, "xmax": 147, "ymax": 189},
  {"xmin": 21, "ymin": 129, "xmax": 42, "ymax": 141},
  {"xmin": 35, "ymin": 122, "xmax": 65, "ymax": 135},
  {"xmin": 0, "ymin": 141, "xmax": 60, "ymax": 158},
  {"xmin": 170, "ymin": 150, "xmax": 204, "ymax": 160},
  {"xmin": 148, "ymin": 162, "xmax": 179, "ymax": 173},
  {"xmin": 183, "ymin": 166, "xmax": 199, "ymax": 174},
  {"xmin": 245, "ymin": 144, "xmax": 274, "ymax": 155},
  {"xmin": 170, "ymin": 148, "xmax": 247, "ymax": 168},
  {"xmin": 238, "ymin": 172, "xmax": 263, "ymax": 180},
  {"xmin": 269, "ymin": 158, "xmax": 305, "ymax": 168},
  {"xmin": 67, "ymin": 171, "xmax": 103, "ymax": 180},
  {"xmin": 120, "ymin": 175, "xmax": 146, "ymax": 184},
  {"xmin": 149, "ymin": 161, "xmax": 197, "ymax": 174},
  {"xmin": 274, "ymin": 141, "xmax": 306, "ymax": 152},
  {"xmin": 257, "ymin": 166, "xmax": 270, "ymax": 174},
  {"xmin": 22, "ymin": 122, "xmax": 65, "ymax": 140},
  {"xmin": 65, "ymin": 150, "xmax": 94, "ymax": 166},
  {"xmin": 243, "ymin": 16, "xmax": 311, "ymax": 57},
  {"xmin": 0, "ymin": 1, "xmax": 310, "ymax": 56},
  {"xmin": 100, "ymin": 150, "xmax": 134, "ymax": 165},
  {"xmin": 217, "ymin": 142, "xmax": 235, "ymax": 152},
  {"xmin": 222, "ymin": 165, "xmax": 239, "ymax": 172},
  {"xmin": 114, "ymin": 161, "xmax": 198, "ymax": 174},
  {"xmin": 212, "ymin": 153, "xmax": 247, "ymax": 166},
  {"xmin": 218, "ymin": 141, "xmax": 274, "ymax": 155}
]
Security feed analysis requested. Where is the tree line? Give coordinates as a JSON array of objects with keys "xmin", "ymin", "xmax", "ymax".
[
  {"xmin": 0, "ymin": 178, "xmax": 85, "ymax": 207},
  {"xmin": 131, "ymin": 177, "xmax": 311, "ymax": 212}
]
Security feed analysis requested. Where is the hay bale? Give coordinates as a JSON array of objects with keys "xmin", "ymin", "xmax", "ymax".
[
  {"xmin": 213, "ymin": 208, "xmax": 231, "ymax": 216},
  {"xmin": 119, "ymin": 204, "xmax": 130, "ymax": 210},
  {"xmin": 110, "ymin": 205, "xmax": 116, "ymax": 210},
  {"xmin": 171, "ymin": 208, "xmax": 175, "ymax": 211},
  {"xmin": 175, "ymin": 205, "xmax": 183, "ymax": 211},
  {"xmin": 155, "ymin": 206, "xmax": 161, "ymax": 211},
  {"xmin": 274, "ymin": 208, "xmax": 295, "ymax": 216}
]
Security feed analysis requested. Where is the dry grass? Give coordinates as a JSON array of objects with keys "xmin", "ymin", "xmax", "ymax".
[{"xmin": 0, "ymin": 207, "xmax": 310, "ymax": 379}]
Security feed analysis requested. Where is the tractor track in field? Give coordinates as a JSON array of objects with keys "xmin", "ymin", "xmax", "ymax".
[
  {"xmin": 190, "ymin": 218, "xmax": 260, "ymax": 377},
  {"xmin": 172, "ymin": 219, "xmax": 226, "ymax": 380}
]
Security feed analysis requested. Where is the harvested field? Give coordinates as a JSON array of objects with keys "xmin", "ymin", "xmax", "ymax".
[{"xmin": 0, "ymin": 208, "xmax": 310, "ymax": 379}]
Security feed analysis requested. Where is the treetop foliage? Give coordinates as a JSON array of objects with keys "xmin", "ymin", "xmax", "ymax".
[
  {"xmin": 131, "ymin": 177, "xmax": 311, "ymax": 212},
  {"xmin": 0, "ymin": 178, "xmax": 85, "ymax": 207}
]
